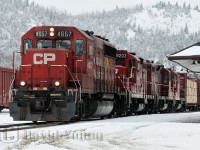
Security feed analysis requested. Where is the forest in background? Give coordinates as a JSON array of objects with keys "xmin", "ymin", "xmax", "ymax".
[{"xmin": 0, "ymin": 0, "xmax": 200, "ymax": 70}]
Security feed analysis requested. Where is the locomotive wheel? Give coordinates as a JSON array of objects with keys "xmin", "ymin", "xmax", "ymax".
[
  {"xmin": 107, "ymin": 115, "xmax": 113, "ymax": 119},
  {"xmin": 0, "ymin": 107, "xmax": 3, "ymax": 112},
  {"xmin": 75, "ymin": 116, "xmax": 81, "ymax": 121},
  {"xmin": 126, "ymin": 110, "xmax": 132, "ymax": 116},
  {"xmin": 100, "ymin": 116, "xmax": 105, "ymax": 119}
]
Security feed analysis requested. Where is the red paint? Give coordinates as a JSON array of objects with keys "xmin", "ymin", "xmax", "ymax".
[{"xmin": 0, "ymin": 67, "xmax": 13, "ymax": 108}]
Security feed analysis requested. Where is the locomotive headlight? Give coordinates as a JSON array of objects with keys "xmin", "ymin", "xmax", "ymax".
[
  {"xmin": 55, "ymin": 81, "xmax": 60, "ymax": 86},
  {"xmin": 50, "ymin": 32, "xmax": 54, "ymax": 36},
  {"xmin": 50, "ymin": 27, "xmax": 54, "ymax": 32},
  {"xmin": 20, "ymin": 81, "xmax": 26, "ymax": 86},
  {"xmin": 50, "ymin": 28, "xmax": 54, "ymax": 36}
]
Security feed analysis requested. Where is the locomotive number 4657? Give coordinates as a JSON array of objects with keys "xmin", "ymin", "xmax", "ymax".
[{"xmin": 33, "ymin": 53, "xmax": 56, "ymax": 64}]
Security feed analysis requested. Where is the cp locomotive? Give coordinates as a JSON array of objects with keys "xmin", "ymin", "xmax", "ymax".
[
  {"xmin": 9, "ymin": 26, "xmax": 200, "ymax": 122},
  {"xmin": 9, "ymin": 26, "xmax": 117, "ymax": 121}
]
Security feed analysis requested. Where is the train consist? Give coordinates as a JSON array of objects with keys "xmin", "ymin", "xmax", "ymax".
[
  {"xmin": 9, "ymin": 26, "xmax": 200, "ymax": 122},
  {"xmin": 0, "ymin": 67, "xmax": 13, "ymax": 111}
]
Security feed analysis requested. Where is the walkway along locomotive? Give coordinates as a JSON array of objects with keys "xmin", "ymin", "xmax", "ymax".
[{"xmin": 9, "ymin": 26, "xmax": 200, "ymax": 122}]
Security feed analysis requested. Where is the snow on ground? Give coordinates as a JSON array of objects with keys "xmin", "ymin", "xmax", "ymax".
[
  {"xmin": 1, "ymin": 110, "xmax": 200, "ymax": 150},
  {"xmin": 0, "ymin": 109, "xmax": 29, "ymax": 124}
]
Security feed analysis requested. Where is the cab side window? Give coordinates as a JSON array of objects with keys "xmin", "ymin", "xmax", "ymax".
[
  {"xmin": 88, "ymin": 44, "xmax": 93, "ymax": 58},
  {"xmin": 76, "ymin": 40, "xmax": 84, "ymax": 56},
  {"xmin": 24, "ymin": 39, "xmax": 32, "ymax": 54},
  {"xmin": 116, "ymin": 59, "xmax": 125, "ymax": 66},
  {"xmin": 163, "ymin": 71, "xmax": 169, "ymax": 84},
  {"xmin": 129, "ymin": 59, "xmax": 135, "ymax": 69}
]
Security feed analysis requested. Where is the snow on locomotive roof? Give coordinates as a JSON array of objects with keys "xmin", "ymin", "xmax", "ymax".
[{"xmin": 77, "ymin": 28, "xmax": 94, "ymax": 41}]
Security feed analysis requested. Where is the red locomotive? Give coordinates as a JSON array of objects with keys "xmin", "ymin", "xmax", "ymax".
[
  {"xmin": 0, "ymin": 67, "xmax": 13, "ymax": 111},
  {"xmin": 9, "ymin": 26, "xmax": 116, "ymax": 121},
  {"xmin": 9, "ymin": 26, "xmax": 200, "ymax": 122},
  {"xmin": 115, "ymin": 50, "xmax": 182, "ymax": 114}
]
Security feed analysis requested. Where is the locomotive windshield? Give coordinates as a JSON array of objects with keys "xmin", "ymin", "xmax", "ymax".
[
  {"xmin": 56, "ymin": 40, "xmax": 71, "ymax": 49},
  {"xmin": 37, "ymin": 40, "xmax": 52, "ymax": 48},
  {"xmin": 116, "ymin": 58, "xmax": 125, "ymax": 66}
]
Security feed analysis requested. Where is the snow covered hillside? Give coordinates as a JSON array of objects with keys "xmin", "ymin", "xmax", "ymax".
[
  {"xmin": 1, "ymin": 1, "xmax": 200, "ymax": 68},
  {"xmin": 1, "ymin": 109, "xmax": 200, "ymax": 150},
  {"xmin": 126, "ymin": 6, "xmax": 200, "ymax": 34}
]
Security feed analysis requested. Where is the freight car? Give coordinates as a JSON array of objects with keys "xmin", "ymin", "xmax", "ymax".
[
  {"xmin": 9, "ymin": 26, "xmax": 200, "ymax": 122},
  {"xmin": 197, "ymin": 79, "xmax": 200, "ymax": 110},
  {"xmin": 179, "ymin": 72, "xmax": 198, "ymax": 111},
  {"xmin": 0, "ymin": 67, "xmax": 13, "ymax": 111}
]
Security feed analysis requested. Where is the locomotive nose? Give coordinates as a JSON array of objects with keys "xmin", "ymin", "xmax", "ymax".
[{"xmin": 21, "ymin": 49, "xmax": 70, "ymax": 88}]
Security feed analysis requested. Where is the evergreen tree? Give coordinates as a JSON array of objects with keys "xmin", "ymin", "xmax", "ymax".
[
  {"xmin": 175, "ymin": 2, "xmax": 179, "ymax": 7},
  {"xmin": 187, "ymin": 4, "xmax": 191, "ymax": 9},
  {"xmin": 140, "ymin": 4, "xmax": 143, "ymax": 10},
  {"xmin": 184, "ymin": 23, "xmax": 189, "ymax": 34},
  {"xmin": 183, "ymin": 2, "xmax": 186, "ymax": 8},
  {"xmin": 25, "ymin": 0, "xmax": 29, "ymax": 6},
  {"xmin": 194, "ymin": 6, "xmax": 199, "ymax": 11}
]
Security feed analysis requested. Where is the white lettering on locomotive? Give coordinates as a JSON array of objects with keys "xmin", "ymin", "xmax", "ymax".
[
  {"xmin": 33, "ymin": 53, "xmax": 56, "ymax": 64},
  {"xmin": 116, "ymin": 53, "xmax": 127, "ymax": 58}
]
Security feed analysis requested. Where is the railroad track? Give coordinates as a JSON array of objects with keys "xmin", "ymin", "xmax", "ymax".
[
  {"xmin": 0, "ymin": 118, "xmax": 101, "ymax": 132},
  {"xmin": 0, "ymin": 122, "xmax": 67, "ymax": 132},
  {"xmin": 0, "ymin": 111, "xmax": 199, "ymax": 133},
  {"xmin": 0, "ymin": 111, "xmax": 198, "ymax": 133}
]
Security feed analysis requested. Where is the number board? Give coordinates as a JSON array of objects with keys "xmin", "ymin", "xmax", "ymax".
[
  {"xmin": 116, "ymin": 53, "xmax": 127, "ymax": 59},
  {"xmin": 35, "ymin": 30, "xmax": 48, "ymax": 38},
  {"xmin": 56, "ymin": 30, "xmax": 73, "ymax": 38}
]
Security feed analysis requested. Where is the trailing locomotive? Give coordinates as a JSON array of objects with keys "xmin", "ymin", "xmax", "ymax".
[
  {"xmin": 9, "ymin": 26, "xmax": 200, "ymax": 122},
  {"xmin": 115, "ymin": 50, "xmax": 182, "ymax": 114}
]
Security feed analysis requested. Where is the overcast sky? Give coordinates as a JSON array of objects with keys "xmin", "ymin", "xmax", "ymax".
[{"xmin": 30, "ymin": 0, "xmax": 200, "ymax": 14}]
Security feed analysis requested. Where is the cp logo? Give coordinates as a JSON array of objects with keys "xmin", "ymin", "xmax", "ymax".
[{"xmin": 33, "ymin": 53, "xmax": 56, "ymax": 64}]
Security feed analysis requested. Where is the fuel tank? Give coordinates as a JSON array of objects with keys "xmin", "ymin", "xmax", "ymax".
[{"xmin": 90, "ymin": 101, "xmax": 113, "ymax": 116}]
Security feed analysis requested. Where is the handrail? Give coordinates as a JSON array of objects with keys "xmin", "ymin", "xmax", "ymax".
[{"xmin": 9, "ymin": 73, "xmax": 15, "ymax": 102}]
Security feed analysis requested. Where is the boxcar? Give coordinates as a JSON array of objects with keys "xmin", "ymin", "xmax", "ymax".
[
  {"xmin": 197, "ymin": 79, "xmax": 200, "ymax": 110},
  {"xmin": 179, "ymin": 72, "xmax": 198, "ymax": 110},
  {"xmin": 0, "ymin": 67, "xmax": 13, "ymax": 111}
]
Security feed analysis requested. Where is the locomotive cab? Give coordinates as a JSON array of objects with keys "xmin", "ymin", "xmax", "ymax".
[
  {"xmin": 160, "ymin": 68, "xmax": 181, "ymax": 112},
  {"xmin": 116, "ymin": 50, "xmax": 147, "ymax": 114}
]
